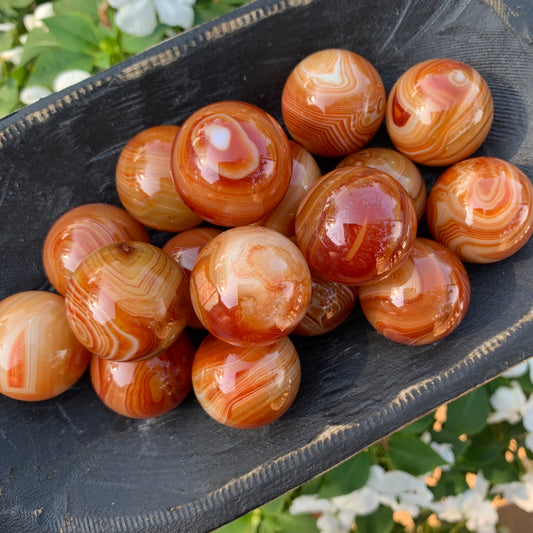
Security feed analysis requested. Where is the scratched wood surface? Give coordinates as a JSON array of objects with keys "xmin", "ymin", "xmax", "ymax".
[{"xmin": 0, "ymin": 0, "xmax": 532, "ymax": 532}]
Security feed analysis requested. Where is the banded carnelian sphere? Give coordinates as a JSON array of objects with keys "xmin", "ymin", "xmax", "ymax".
[
  {"xmin": 90, "ymin": 330, "xmax": 195, "ymax": 418},
  {"xmin": 0, "ymin": 291, "xmax": 90, "ymax": 401},
  {"xmin": 192, "ymin": 334, "xmax": 301, "ymax": 429},
  {"xmin": 426, "ymin": 157, "xmax": 533, "ymax": 263},
  {"xmin": 43, "ymin": 203, "xmax": 150, "ymax": 296},
  {"xmin": 295, "ymin": 166, "xmax": 417, "ymax": 285},
  {"xmin": 281, "ymin": 48, "xmax": 386, "ymax": 157},
  {"xmin": 386, "ymin": 58, "xmax": 493, "ymax": 166},
  {"xmin": 190, "ymin": 226, "xmax": 312, "ymax": 346},
  {"xmin": 116, "ymin": 125, "xmax": 203, "ymax": 232},
  {"xmin": 171, "ymin": 100, "xmax": 292, "ymax": 227},
  {"xmin": 336, "ymin": 147, "xmax": 427, "ymax": 221},
  {"xmin": 359, "ymin": 238, "xmax": 471, "ymax": 345},
  {"xmin": 66, "ymin": 241, "xmax": 191, "ymax": 362}
]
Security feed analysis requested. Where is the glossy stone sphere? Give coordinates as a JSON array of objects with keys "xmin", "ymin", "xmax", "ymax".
[
  {"xmin": 359, "ymin": 238, "xmax": 470, "ymax": 345},
  {"xmin": 43, "ymin": 203, "xmax": 150, "ymax": 296},
  {"xmin": 192, "ymin": 334, "xmax": 301, "ymax": 429},
  {"xmin": 190, "ymin": 226, "xmax": 312, "ymax": 346},
  {"xmin": 426, "ymin": 157, "xmax": 533, "ymax": 263},
  {"xmin": 171, "ymin": 100, "xmax": 292, "ymax": 227},
  {"xmin": 386, "ymin": 58, "xmax": 493, "ymax": 166},
  {"xmin": 295, "ymin": 166, "xmax": 417, "ymax": 285},
  {"xmin": 254, "ymin": 141, "xmax": 322, "ymax": 236},
  {"xmin": 336, "ymin": 147, "xmax": 427, "ymax": 221},
  {"xmin": 90, "ymin": 330, "xmax": 195, "ymax": 418},
  {"xmin": 0, "ymin": 291, "xmax": 90, "ymax": 401},
  {"xmin": 293, "ymin": 274, "xmax": 358, "ymax": 336},
  {"xmin": 163, "ymin": 226, "xmax": 223, "ymax": 329},
  {"xmin": 281, "ymin": 48, "xmax": 386, "ymax": 157},
  {"xmin": 66, "ymin": 241, "xmax": 191, "ymax": 362},
  {"xmin": 116, "ymin": 125, "xmax": 203, "ymax": 232}
]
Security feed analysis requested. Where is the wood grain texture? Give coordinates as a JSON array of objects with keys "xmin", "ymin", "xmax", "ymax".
[{"xmin": 1, "ymin": 0, "xmax": 533, "ymax": 532}]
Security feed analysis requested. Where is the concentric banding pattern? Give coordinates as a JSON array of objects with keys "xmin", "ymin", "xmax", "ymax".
[
  {"xmin": 336, "ymin": 147, "xmax": 427, "ymax": 221},
  {"xmin": 90, "ymin": 330, "xmax": 195, "ymax": 419},
  {"xmin": 192, "ymin": 334, "xmax": 301, "ymax": 429},
  {"xmin": 386, "ymin": 58, "xmax": 493, "ymax": 166},
  {"xmin": 65, "ymin": 241, "xmax": 191, "ymax": 361},
  {"xmin": 171, "ymin": 100, "xmax": 292, "ymax": 227},
  {"xmin": 295, "ymin": 166, "xmax": 417, "ymax": 285},
  {"xmin": 0, "ymin": 291, "xmax": 90, "ymax": 401},
  {"xmin": 281, "ymin": 48, "xmax": 386, "ymax": 157},
  {"xmin": 116, "ymin": 125, "xmax": 203, "ymax": 232},
  {"xmin": 190, "ymin": 226, "xmax": 312, "ymax": 346},
  {"xmin": 43, "ymin": 203, "xmax": 150, "ymax": 296},
  {"xmin": 359, "ymin": 238, "xmax": 471, "ymax": 345},
  {"xmin": 427, "ymin": 157, "xmax": 533, "ymax": 263}
]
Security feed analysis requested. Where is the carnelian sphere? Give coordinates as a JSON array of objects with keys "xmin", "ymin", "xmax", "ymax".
[
  {"xmin": 359, "ymin": 238, "xmax": 471, "ymax": 345},
  {"xmin": 295, "ymin": 166, "xmax": 417, "ymax": 285},
  {"xmin": 336, "ymin": 147, "xmax": 427, "ymax": 221},
  {"xmin": 293, "ymin": 274, "xmax": 358, "ymax": 336},
  {"xmin": 65, "ymin": 241, "xmax": 191, "ymax": 362},
  {"xmin": 281, "ymin": 48, "xmax": 386, "ymax": 157},
  {"xmin": 90, "ymin": 330, "xmax": 195, "ymax": 418},
  {"xmin": 43, "ymin": 203, "xmax": 150, "ymax": 296},
  {"xmin": 254, "ymin": 141, "xmax": 322, "ymax": 236},
  {"xmin": 386, "ymin": 58, "xmax": 493, "ymax": 166},
  {"xmin": 192, "ymin": 334, "xmax": 301, "ymax": 429},
  {"xmin": 171, "ymin": 100, "xmax": 292, "ymax": 227},
  {"xmin": 163, "ymin": 226, "xmax": 223, "ymax": 329},
  {"xmin": 0, "ymin": 291, "xmax": 90, "ymax": 401},
  {"xmin": 116, "ymin": 125, "xmax": 203, "ymax": 232},
  {"xmin": 190, "ymin": 226, "xmax": 312, "ymax": 346},
  {"xmin": 426, "ymin": 157, "xmax": 533, "ymax": 263}
]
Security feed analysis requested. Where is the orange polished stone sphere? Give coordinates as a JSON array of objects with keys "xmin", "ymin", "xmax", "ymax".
[
  {"xmin": 43, "ymin": 203, "xmax": 150, "ymax": 296},
  {"xmin": 0, "ymin": 291, "xmax": 90, "ymax": 401},
  {"xmin": 359, "ymin": 238, "xmax": 471, "ymax": 345},
  {"xmin": 386, "ymin": 58, "xmax": 493, "ymax": 166},
  {"xmin": 90, "ymin": 330, "xmax": 195, "ymax": 419},
  {"xmin": 254, "ymin": 141, "xmax": 322, "ymax": 236},
  {"xmin": 295, "ymin": 166, "xmax": 417, "ymax": 285},
  {"xmin": 66, "ymin": 241, "xmax": 191, "ymax": 362},
  {"xmin": 171, "ymin": 100, "xmax": 292, "ymax": 227},
  {"xmin": 281, "ymin": 48, "xmax": 386, "ymax": 157},
  {"xmin": 336, "ymin": 147, "xmax": 427, "ymax": 221},
  {"xmin": 426, "ymin": 157, "xmax": 533, "ymax": 263},
  {"xmin": 192, "ymin": 334, "xmax": 301, "ymax": 429},
  {"xmin": 190, "ymin": 226, "xmax": 312, "ymax": 346},
  {"xmin": 116, "ymin": 125, "xmax": 203, "ymax": 232}
]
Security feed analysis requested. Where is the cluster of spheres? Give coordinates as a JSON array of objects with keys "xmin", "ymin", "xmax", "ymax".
[{"xmin": 1, "ymin": 49, "xmax": 532, "ymax": 430}]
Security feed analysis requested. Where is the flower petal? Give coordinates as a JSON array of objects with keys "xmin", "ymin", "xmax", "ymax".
[
  {"xmin": 53, "ymin": 70, "xmax": 92, "ymax": 92},
  {"xmin": 502, "ymin": 361, "xmax": 528, "ymax": 378},
  {"xmin": 0, "ymin": 46, "xmax": 23, "ymax": 65},
  {"xmin": 20, "ymin": 86, "xmax": 52, "ymax": 105},
  {"xmin": 155, "ymin": 0, "xmax": 195, "ymax": 29},
  {"xmin": 114, "ymin": 0, "xmax": 157, "ymax": 37},
  {"xmin": 289, "ymin": 494, "xmax": 336, "ymax": 515},
  {"xmin": 488, "ymin": 381, "xmax": 526, "ymax": 424},
  {"xmin": 0, "ymin": 22, "xmax": 16, "ymax": 32},
  {"xmin": 332, "ymin": 487, "xmax": 380, "ymax": 516}
]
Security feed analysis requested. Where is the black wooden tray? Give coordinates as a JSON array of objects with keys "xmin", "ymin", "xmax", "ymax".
[{"xmin": 1, "ymin": 1, "xmax": 532, "ymax": 531}]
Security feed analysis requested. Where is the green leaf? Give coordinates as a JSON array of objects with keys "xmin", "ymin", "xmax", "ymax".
[
  {"xmin": 401, "ymin": 412, "xmax": 435, "ymax": 435},
  {"xmin": 0, "ymin": 29, "xmax": 13, "ymax": 51},
  {"xmin": 458, "ymin": 426, "xmax": 502, "ymax": 470},
  {"xmin": 445, "ymin": 387, "xmax": 489, "ymax": 436},
  {"xmin": 7, "ymin": 0, "xmax": 33, "ymax": 7},
  {"xmin": 44, "ymin": 14, "xmax": 100, "ymax": 54},
  {"xmin": 275, "ymin": 512, "xmax": 319, "ymax": 533},
  {"xmin": 18, "ymin": 28, "xmax": 59, "ymax": 67},
  {"xmin": 53, "ymin": 0, "xmax": 101, "ymax": 21},
  {"xmin": 0, "ymin": 77, "xmax": 19, "ymax": 116},
  {"xmin": 261, "ymin": 496, "xmax": 286, "ymax": 517},
  {"xmin": 431, "ymin": 469, "xmax": 469, "ymax": 500},
  {"xmin": 299, "ymin": 474, "xmax": 324, "ymax": 495},
  {"xmin": 319, "ymin": 451, "xmax": 371, "ymax": 497},
  {"xmin": 356, "ymin": 505, "xmax": 394, "ymax": 533},
  {"xmin": 388, "ymin": 432, "xmax": 447, "ymax": 476},
  {"xmin": 215, "ymin": 513, "xmax": 257, "ymax": 533},
  {"xmin": 120, "ymin": 23, "xmax": 168, "ymax": 55}
]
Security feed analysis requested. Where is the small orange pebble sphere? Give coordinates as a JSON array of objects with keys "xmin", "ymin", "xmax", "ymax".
[
  {"xmin": 426, "ymin": 157, "xmax": 533, "ymax": 263},
  {"xmin": 171, "ymin": 100, "xmax": 292, "ymax": 227},
  {"xmin": 116, "ymin": 125, "xmax": 203, "ymax": 232},
  {"xmin": 90, "ymin": 330, "xmax": 195, "ymax": 419},
  {"xmin": 386, "ymin": 58, "xmax": 493, "ymax": 166},
  {"xmin": 281, "ymin": 48, "xmax": 386, "ymax": 157},
  {"xmin": 0, "ymin": 291, "xmax": 91, "ymax": 401},
  {"xmin": 192, "ymin": 334, "xmax": 301, "ymax": 429}
]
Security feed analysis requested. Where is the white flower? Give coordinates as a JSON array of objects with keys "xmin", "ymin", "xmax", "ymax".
[
  {"xmin": 23, "ymin": 2, "xmax": 54, "ymax": 32},
  {"xmin": 109, "ymin": 0, "xmax": 196, "ymax": 37},
  {"xmin": 421, "ymin": 431, "xmax": 455, "ymax": 471},
  {"xmin": 20, "ymin": 85, "xmax": 52, "ymax": 105},
  {"xmin": 289, "ymin": 494, "xmax": 336, "ymax": 515},
  {"xmin": 502, "ymin": 359, "xmax": 533, "ymax": 381},
  {"xmin": 487, "ymin": 381, "xmax": 527, "ymax": 424},
  {"xmin": 0, "ymin": 46, "xmax": 23, "ymax": 65},
  {"xmin": 0, "ymin": 22, "xmax": 15, "ymax": 32},
  {"xmin": 53, "ymin": 70, "xmax": 92, "ymax": 92}
]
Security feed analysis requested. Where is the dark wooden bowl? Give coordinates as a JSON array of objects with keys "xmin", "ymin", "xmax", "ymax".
[{"xmin": 1, "ymin": 1, "xmax": 532, "ymax": 531}]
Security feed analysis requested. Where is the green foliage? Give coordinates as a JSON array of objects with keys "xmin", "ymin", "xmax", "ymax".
[
  {"xmin": 444, "ymin": 387, "xmax": 489, "ymax": 436},
  {"xmin": 356, "ymin": 505, "xmax": 394, "ymax": 533}
]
